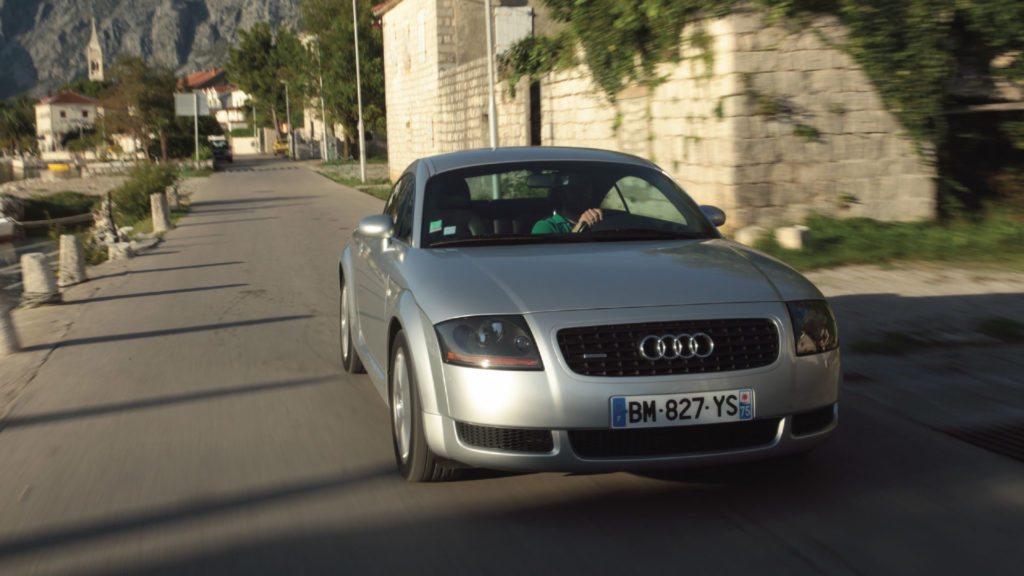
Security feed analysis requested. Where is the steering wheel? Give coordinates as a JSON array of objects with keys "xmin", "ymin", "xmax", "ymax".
[{"xmin": 586, "ymin": 211, "xmax": 630, "ymax": 232}]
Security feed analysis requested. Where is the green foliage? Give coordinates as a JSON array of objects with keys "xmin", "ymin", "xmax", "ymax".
[
  {"xmin": 300, "ymin": 0, "xmax": 387, "ymax": 154},
  {"xmin": 752, "ymin": 212, "xmax": 1024, "ymax": 270},
  {"xmin": 793, "ymin": 123, "xmax": 820, "ymax": 141},
  {"xmin": 111, "ymin": 162, "xmax": 179, "ymax": 224},
  {"xmin": 503, "ymin": 0, "xmax": 737, "ymax": 101},
  {"xmin": 0, "ymin": 95, "xmax": 36, "ymax": 153},
  {"xmin": 102, "ymin": 56, "xmax": 178, "ymax": 160},
  {"xmin": 22, "ymin": 191, "xmax": 100, "ymax": 221}
]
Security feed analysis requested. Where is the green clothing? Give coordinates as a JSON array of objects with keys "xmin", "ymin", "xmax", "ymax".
[{"xmin": 532, "ymin": 213, "xmax": 572, "ymax": 234}]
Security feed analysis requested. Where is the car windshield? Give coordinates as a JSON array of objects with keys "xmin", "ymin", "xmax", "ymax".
[{"xmin": 421, "ymin": 161, "xmax": 717, "ymax": 248}]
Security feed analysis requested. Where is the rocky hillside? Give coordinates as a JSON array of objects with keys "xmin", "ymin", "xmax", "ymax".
[{"xmin": 0, "ymin": 0, "xmax": 303, "ymax": 100}]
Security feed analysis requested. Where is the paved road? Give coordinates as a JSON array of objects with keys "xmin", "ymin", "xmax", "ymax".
[{"xmin": 0, "ymin": 156, "xmax": 1021, "ymax": 575}]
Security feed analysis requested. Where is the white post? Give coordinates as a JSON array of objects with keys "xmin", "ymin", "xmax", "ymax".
[
  {"xmin": 151, "ymin": 192, "xmax": 171, "ymax": 233},
  {"xmin": 353, "ymin": 0, "xmax": 366, "ymax": 181},
  {"xmin": 20, "ymin": 253, "xmax": 61, "ymax": 307},
  {"xmin": 0, "ymin": 292, "xmax": 20, "ymax": 356},
  {"xmin": 58, "ymin": 234, "xmax": 87, "ymax": 287}
]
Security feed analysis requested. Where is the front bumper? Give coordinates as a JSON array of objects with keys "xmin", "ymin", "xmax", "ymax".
[{"xmin": 419, "ymin": 303, "xmax": 841, "ymax": 473}]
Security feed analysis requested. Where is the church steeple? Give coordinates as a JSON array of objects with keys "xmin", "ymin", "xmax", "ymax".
[{"xmin": 87, "ymin": 18, "xmax": 104, "ymax": 82}]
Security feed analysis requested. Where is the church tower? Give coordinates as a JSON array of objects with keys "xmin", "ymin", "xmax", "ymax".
[{"xmin": 87, "ymin": 18, "xmax": 104, "ymax": 82}]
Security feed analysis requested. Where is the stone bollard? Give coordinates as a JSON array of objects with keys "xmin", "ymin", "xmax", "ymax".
[
  {"xmin": 165, "ymin": 184, "xmax": 180, "ymax": 211},
  {"xmin": 20, "ymin": 253, "xmax": 62, "ymax": 307},
  {"xmin": 151, "ymin": 192, "xmax": 171, "ymax": 233},
  {"xmin": 58, "ymin": 234, "xmax": 88, "ymax": 287},
  {"xmin": 775, "ymin": 225, "xmax": 810, "ymax": 250},
  {"xmin": 734, "ymin": 226, "xmax": 767, "ymax": 246},
  {"xmin": 0, "ymin": 289, "xmax": 21, "ymax": 356}
]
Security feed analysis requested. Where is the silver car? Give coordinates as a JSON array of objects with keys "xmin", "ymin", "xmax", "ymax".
[{"xmin": 340, "ymin": 147, "xmax": 840, "ymax": 482}]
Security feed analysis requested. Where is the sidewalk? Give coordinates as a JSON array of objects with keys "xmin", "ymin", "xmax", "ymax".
[{"xmin": 3, "ymin": 252, "xmax": 1023, "ymax": 458}]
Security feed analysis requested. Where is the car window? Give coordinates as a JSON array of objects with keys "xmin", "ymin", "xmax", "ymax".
[
  {"xmin": 421, "ymin": 161, "xmax": 716, "ymax": 248},
  {"xmin": 386, "ymin": 175, "xmax": 415, "ymax": 242},
  {"xmin": 603, "ymin": 176, "xmax": 689, "ymax": 226}
]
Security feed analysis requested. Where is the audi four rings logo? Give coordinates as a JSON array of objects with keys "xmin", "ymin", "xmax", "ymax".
[{"xmin": 639, "ymin": 333, "xmax": 715, "ymax": 361}]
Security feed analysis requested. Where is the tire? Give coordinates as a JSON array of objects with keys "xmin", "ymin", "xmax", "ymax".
[
  {"xmin": 340, "ymin": 276, "xmax": 364, "ymax": 374},
  {"xmin": 390, "ymin": 331, "xmax": 459, "ymax": 482}
]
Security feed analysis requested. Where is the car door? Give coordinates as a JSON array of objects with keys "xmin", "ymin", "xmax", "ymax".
[{"xmin": 353, "ymin": 174, "xmax": 416, "ymax": 371}]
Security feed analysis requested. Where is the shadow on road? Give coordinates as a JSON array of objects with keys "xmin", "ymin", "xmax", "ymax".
[{"xmin": 21, "ymin": 314, "xmax": 313, "ymax": 352}]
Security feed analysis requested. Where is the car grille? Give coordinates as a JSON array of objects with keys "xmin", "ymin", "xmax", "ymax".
[
  {"xmin": 569, "ymin": 419, "xmax": 781, "ymax": 459},
  {"xmin": 456, "ymin": 422, "xmax": 554, "ymax": 453},
  {"xmin": 557, "ymin": 318, "xmax": 779, "ymax": 376}
]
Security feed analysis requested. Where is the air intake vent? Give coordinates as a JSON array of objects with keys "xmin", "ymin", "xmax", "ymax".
[{"xmin": 456, "ymin": 423, "xmax": 554, "ymax": 453}]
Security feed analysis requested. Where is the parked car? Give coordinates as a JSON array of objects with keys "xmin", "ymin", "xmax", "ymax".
[
  {"xmin": 340, "ymin": 147, "xmax": 840, "ymax": 482},
  {"xmin": 274, "ymin": 139, "xmax": 289, "ymax": 157},
  {"xmin": 211, "ymin": 139, "xmax": 232, "ymax": 164}
]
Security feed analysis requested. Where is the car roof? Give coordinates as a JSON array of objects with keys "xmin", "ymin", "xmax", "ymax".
[{"xmin": 419, "ymin": 147, "xmax": 658, "ymax": 176}]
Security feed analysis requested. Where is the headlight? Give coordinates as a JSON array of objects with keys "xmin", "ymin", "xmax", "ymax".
[
  {"xmin": 435, "ymin": 315, "xmax": 543, "ymax": 370},
  {"xmin": 787, "ymin": 300, "xmax": 839, "ymax": 356}
]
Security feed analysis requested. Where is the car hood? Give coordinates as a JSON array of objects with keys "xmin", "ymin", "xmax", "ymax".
[{"xmin": 405, "ymin": 239, "xmax": 824, "ymax": 321}]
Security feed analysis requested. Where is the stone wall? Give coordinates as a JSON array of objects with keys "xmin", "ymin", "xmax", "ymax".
[
  {"xmin": 381, "ymin": 2, "xmax": 937, "ymax": 229},
  {"xmin": 383, "ymin": 0, "xmax": 531, "ymax": 180},
  {"xmin": 381, "ymin": 0, "xmax": 443, "ymax": 179}
]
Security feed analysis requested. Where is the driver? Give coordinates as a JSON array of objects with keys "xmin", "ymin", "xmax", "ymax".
[{"xmin": 532, "ymin": 175, "xmax": 603, "ymax": 234}]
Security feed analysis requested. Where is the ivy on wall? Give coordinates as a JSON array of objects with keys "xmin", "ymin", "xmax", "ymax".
[
  {"xmin": 501, "ymin": 0, "xmax": 737, "ymax": 100},
  {"xmin": 502, "ymin": 0, "xmax": 1024, "ymax": 210}
]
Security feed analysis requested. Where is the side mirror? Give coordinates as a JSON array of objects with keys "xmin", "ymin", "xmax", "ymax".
[
  {"xmin": 357, "ymin": 214, "xmax": 395, "ymax": 239},
  {"xmin": 700, "ymin": 205, "xmax": 726, "ymax": 227}
]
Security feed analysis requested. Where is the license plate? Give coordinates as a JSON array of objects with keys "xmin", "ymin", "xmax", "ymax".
[{"xmin": 610, "ymin": 389, "xmax": 754, "ymax": 429}]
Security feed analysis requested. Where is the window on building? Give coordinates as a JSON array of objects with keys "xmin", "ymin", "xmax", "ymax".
[
  {"xmin": 60, "ymin": 111, "xmax": 67, "ymax": 118},
  {"xmin": 83, "ymin": 111, "xmax": 89, "ymax": 118}
]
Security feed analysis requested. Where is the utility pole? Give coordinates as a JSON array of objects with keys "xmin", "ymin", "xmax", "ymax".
[
  {"xmin": 353, "ymin": 0, "xmax": 366, "ymax": 182},
  {"xmin": 484, "ymin": 0, "xmax": 498, "ymax": 149},
  {"xmin": 281, "ymin": 80, "xmax": 293, "ymax": 159},
  {"xmin": 316, "ymin": 41, "xmax": 328, "ymax": 161}
]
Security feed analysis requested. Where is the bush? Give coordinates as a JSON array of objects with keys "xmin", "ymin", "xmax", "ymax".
[{"xmin": 111, "ymin": 162, "xmax": 179, "ymax": 225}]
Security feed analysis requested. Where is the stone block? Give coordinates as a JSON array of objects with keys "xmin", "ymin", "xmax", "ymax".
[
  {"xmin": 20, "ymin": 253, "xmax": 61, "ymax": 307},
  {"xmin": 108, "ymin": 242, "xmax": 135, "ymax": 261},
  {"xmin": 734, "ymin": 225, "xmax": 767, "ymax": 246},
  {"xmin": 775, "ymin": 225, "xmax": 810, "ymax": 250}
]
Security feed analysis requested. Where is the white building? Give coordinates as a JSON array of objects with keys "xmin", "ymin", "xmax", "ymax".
[{"xmin": 34, "ymin": 91, "xmax": 101, "ymax": 153}]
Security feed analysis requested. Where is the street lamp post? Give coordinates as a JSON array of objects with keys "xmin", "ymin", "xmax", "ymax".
[
  {"xmin": 484, "ymin": 0, "xmax": 498, "ymax": 149},
  {"xmin": 315, "ymin": 41, "xmax": 329, "ymax": 161},
  {"xmin": 281, "ymin": 80, "xmax": 293, "ymax": 159},
  {"xmin": 352, "ymin": 0, "xmax": 366, "ymax": 182}
]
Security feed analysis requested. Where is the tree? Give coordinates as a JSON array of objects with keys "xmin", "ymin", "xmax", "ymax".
[
  {"xmin": 300, "ymin": 0, "xmax": 386, "ymax": 158},
  {"xmin": 101, "ymin": 56, "xmax": 178, "ymax": 161},
  {"xmin": 0, "ymin": 95, "xmax": 37, "ymax": 154}
]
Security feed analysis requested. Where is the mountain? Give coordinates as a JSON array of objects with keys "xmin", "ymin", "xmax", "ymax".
[{"xmin": 0, "ymin": 0, "xmax": 303, "ymax": 100}]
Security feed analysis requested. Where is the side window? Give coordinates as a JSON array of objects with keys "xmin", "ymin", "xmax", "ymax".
[
  {"xmin": 603, "ymin": 176, "xmax": 688, "ymax": 225},
  {"xmin": 391, "ymin": 176, "xmax": 416, "ymax": 242}
]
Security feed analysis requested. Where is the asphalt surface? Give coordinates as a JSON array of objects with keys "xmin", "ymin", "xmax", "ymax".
[{"xmin": 0, "ymin": 156, "xmax": 1022, "ymax": 575}]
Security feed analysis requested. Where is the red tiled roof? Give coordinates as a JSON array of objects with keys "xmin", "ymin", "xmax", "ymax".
[
  {"xmin": 38, "ymin": 91, "xmax": 99, "ymax": 106},
  {"xmin": 373, "ymin": 0, "xmax": 404, "ymax": 17},
  {"xmin": 180, "ymin": 67, "xmax": 228, "ymax": 90}
]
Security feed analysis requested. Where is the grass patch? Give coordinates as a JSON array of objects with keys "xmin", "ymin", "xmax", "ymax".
[
  {"xmin": 21, "ymin": 191, "xmax": 101, "ymax": 220},
  {"xmin": 751, "ymin": 212, "xmax": 1024, "ymax": 270},
  {"xmin": 183, "ymin": 168, "xmax": 214, "ymax": 178}
]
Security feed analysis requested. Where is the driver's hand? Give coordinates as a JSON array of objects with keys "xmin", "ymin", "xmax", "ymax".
[{"xmin": 573, "ymin": 208, "xmax": 603, "ymax": 232}]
